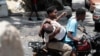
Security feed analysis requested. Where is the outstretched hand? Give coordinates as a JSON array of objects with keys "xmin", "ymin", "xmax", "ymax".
[
  {"xmin": 61, "ymin": 12, "xmax": 67, "ymax": 16},
  {"xmin": 56, "ymin": 12, "xmax": 67, "ymax": 21}
]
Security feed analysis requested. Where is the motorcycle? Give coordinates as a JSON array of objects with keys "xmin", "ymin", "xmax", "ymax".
[
  {"xmin": 76, "ymin": 32, "xmax": 92, "ymax": 56},
  {"xmin": 76, "ymin": 28, "xmax": 100, "ymax": 56},
  {"xmin": 28, "ymin": 35, "xmax": 91, "ymax": 56},
  {"xmin": 28, "ymin": 34, "xmax": 91, "ymax": 56},
  {"xmin": 28, "ymin": 28, "xmax": 100, "ymax": 56}
]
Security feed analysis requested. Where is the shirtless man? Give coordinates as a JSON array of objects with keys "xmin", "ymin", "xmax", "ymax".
[{"xmin": 39, "ymin": 6, "xmax": 72, "ymax": 56}]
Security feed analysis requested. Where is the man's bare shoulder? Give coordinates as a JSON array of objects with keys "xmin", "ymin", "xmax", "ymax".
[
  {"xmin": 45, "ymin": 18, "xmax": 51, "ymax": 20},
  {"xmin": 43, "ymin": 18, "xmax": 51, "ymax": 22}
]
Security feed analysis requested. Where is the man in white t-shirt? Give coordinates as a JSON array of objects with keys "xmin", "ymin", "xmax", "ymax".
[{"xmin": 42, "ymin": 20, "xmax": 66, "ymax": 42}]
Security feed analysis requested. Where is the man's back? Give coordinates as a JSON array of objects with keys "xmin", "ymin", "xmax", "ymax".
[{"xmin": 65, "ymin": 17, "xmax": 78, "ymax": 42}]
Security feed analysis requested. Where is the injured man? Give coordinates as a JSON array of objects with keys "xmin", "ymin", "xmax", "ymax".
[{"xmin": 40, "ymin": 20, "xmax": 67, "ymax": 43}]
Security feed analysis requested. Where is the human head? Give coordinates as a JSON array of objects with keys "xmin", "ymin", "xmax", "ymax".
[
  {"xmin": 43, "ymin": 23, "xmax": 54, "ymax": 34},
  {"xmin": 0, "ymin": 21, "xmax": 24, "ymax": 56},
  {"xmin": 76, "ymin": 8, "xmax": 86, "ymax": 21},
  {"xmin": 47, "ymin": 6, "xmax": 58, "ymax": 19}
]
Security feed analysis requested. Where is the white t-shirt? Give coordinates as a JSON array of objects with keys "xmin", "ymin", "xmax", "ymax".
[
  {"xmin": 43, "ymin": 20, "xmax": 66, "ymax": 42},
  {"xmin": 51, "ymin": 21, "xmax": 66, "ymax": 40}
]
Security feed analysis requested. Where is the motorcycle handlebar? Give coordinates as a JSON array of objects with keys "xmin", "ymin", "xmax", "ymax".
[
  {"xmin": 84, "ymin": 30, "xmax": 100, "ymax": 41},
  {"xmin": 28, "ymin": 41, "xmax": 46, "ymax": 49}
]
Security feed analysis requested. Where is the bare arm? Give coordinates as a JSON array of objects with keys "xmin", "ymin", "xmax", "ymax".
[
  {"xmin": 49, "ymin": 27, "xmax": 60, "ymax": 40},
  {"xmin": 67, "ymin": 31, "xmax": 79, "ymax": 42},
  {"xmin": 55, "ymin": 12, "xmax": 66, "ymax": 21},
  {"xmin": 39, "ymin": 19, "xmax": 51, "ymax": 37},
  {"xmin": 39, "ymin": 24, "xmax": 44, "ymax": 38}
]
